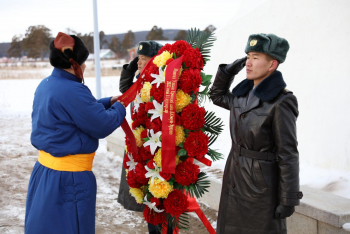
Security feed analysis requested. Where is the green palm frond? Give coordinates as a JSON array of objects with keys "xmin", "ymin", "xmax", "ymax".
[
  {"xmin": 185, "ymin": 28, "xmax": 216, "ymax": 64},
  {"xmin": 207, "ymin": 148, "xmax": 224, "ymax": 161},
  {"xmin": 161, "ymin": 212, "xmax": 190, "ymax": 232},
  {"xmin": 204, "ymin": 111, "xmax": 224, "ymax": 136},
  {"xmin": 184, "ymin": 172, "xmax": 210, "ymax": 199}
]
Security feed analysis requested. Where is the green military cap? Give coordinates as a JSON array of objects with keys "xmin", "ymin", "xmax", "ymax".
[
  {"xmin": 137, "ymin": 40, "xmax": 162, "ymax": 58},
  {"xmin": 245, "ymin": 33, "xmax": 289, "ymax": 63}
]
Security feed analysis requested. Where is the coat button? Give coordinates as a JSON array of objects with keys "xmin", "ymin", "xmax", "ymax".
[
  {"xmin": 241, "ymin": 114, "xmax": 245, "ymax": 118},
  {"xmin": 235, "ymin": 161, "xmax": 239, "ymax": 165},
  {"xmin": 237, "ymin": 137, "xmax": 241, "ymax": 142},
  {"xmin": 231, "ymin": 184, "xmax": 235, "ymax": 188},
  {"xmin": 297, "ymin": 192, "xmax": 303, "ymax": 199}
]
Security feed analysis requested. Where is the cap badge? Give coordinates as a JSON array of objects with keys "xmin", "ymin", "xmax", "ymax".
[
  {"xmin": 250, "ymin": 39, "xmax": 257, "ymax": 46},
  {"xmin": 139, "ymin": 45, "xmax": 143, "ymax": 50}
]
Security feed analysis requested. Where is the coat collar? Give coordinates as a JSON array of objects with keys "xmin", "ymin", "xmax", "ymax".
[
  {"xmin": 231, "ymin": 70, "xmax": 286, "ymax": 101},
  {"xmin": 51, "ymin": 68, "xmax": 81, "ymax": 82}
]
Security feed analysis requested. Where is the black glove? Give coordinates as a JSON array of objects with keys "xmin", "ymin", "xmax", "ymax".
[
  {"xmin": 274, "ymin": 205, "xmax": 295, "ymax": 219},
  {"xmin": 126, "ymin": 56, "xmax": 139, "ymax": 72},
  {"xmin": 225, "ymin": 57, "xmax": 247, "ymax": 75}
]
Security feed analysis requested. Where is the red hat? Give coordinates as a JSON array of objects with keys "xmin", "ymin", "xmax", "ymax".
[{"xmin": 54, "ymin": 32, "xmax": 75, "ymax": 53}]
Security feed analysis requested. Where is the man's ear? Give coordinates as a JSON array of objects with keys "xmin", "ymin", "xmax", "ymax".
[{"xmin": 269, "ymin": 60, "xmax": 278, "ymax": 72}]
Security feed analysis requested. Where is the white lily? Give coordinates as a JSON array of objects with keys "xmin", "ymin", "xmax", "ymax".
[
  {"xmin": 151, "ymin": 66, "xmax": 165, "ymax": 88},
  {"xmin": 126, "ymin": 153, "xmax": 138, "ymax": 171},
  {"xmin": 133, "ymin": 94, "xmax": 143, "ymax": 113},
  {"xmin": 148, "ymin": 100, "xmax": 163, "ymax": 121},
  {"xmin": 143, "ymin": 129, "xmax": 162, "ymax": 155},
  {"xmin": 145, "ymin": 162, "xmax": 165, "ymax": 184},
  {"xmin": 143, "ymin": 195, "xmax": 164, "ymax": 213}
]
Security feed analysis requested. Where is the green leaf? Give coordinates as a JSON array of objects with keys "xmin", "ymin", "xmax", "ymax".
[
  {"xmin": 178, "ymin": 143, "xmax": 184, "ymax": 148},
  {"xmin": 142, "ymin": 137, "xmax": 150, "ymax": 142},
  {"xmin": 179, "ymin": 155, "xmax": 188, "ymax": 161},
  {"xmin": 177, "ymin": 149, "xmax": 187, "ymax": 156},
  {"xmin": 150, "ymin": 96, "xmax": 154, "ymax": 102}
]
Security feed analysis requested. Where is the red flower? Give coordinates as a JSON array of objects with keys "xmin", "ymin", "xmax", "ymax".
[
  {"xmin": 147, "ymin": 159, "xmax": 156, "ymax": 169},
  {"xmin": 165, "ymin": 58, "xmax": 174, "ymax": 66},
  {"xmin": 143, "ymin": 206, "xmax": 166, "ymax": 225},
  {"xmin": 178, "ymin": 69, "xmax": 202, "ymax": 94},
  {"xmin": 175, "ymin": 160, "xmax": 200, "ymax": 186},
  {"xmin": 134, "ymin": 163, "xmax": 149, "ymax": 185},
  {"xmin": 150, "ymin": 197, "xmax": 162, "ymax": 207},
  {"xmin": 141, "ymin": 129, "xmax": 148, "ymax": 139},
  {"xmin": 159, "ymin": 171, "xmax": 172, "ymax": 181},
  {"xmin": 175, "ymin": 113, "xmax": 181, "ymax": 125},
  {"xmin": 150, "ymin": 83, "xmax": 165, "ymax": 103},
  {"xmin": 183, "ymin": 47, "xmax": 204, "ymax": 70},
  {"xmin": 146, "ymin": 117, "xmax": 162, "ymax": 134},
  {"xmin": 163, "ymin": 190, "xmax": 188, "ymax": 217},
  {"xmin": 181, "ymin": 104, "xmax": 206, "ymax": 130},
  {"xmin": 170, "ymin": 40, "xmax": 192, "ymax": 57},
  {"xmin": 142, "ymin": 63, "xmax": 158, "ymax": 83},
  {"xmin": 183, "ymin": 131, "xmax": 209, "ymax": 158},
  {"xmin": 139, "ymin": 146, "xmax": 154, "ymax": 161},
  {"xmin": 157, "ymin": 44, "xmax": 173, "ymax": 55},
  {"xmin": 123, "ymin": 153, "xmax": 130, "ymax": 169},
  {"xmin": 126, "ymin": 169, "xmax": 142, "ymax": 188},
  {"xmin": 131, "ymin": 103, "xmax": 148, "ymax": 129},
  {"xmin": 145, "ymin": 102, "xmax": 155, "ymax": 112}
]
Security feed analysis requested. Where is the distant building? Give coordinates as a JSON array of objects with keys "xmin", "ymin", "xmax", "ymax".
[
  {"xmin": 127, "ymin": 40, "xmax": 175, "ymax": 61},
  {"xmin": 88, "ymin": 49, "xmax": 116, "ymax": 60}
]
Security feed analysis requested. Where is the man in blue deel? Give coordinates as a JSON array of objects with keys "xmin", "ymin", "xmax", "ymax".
[{"xmin": 25, "ymin": 32, "xmax": 126, "ymax": 234}]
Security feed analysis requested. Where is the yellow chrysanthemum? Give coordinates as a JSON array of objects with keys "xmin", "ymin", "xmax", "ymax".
[
  {"xmin": 153, "ymin": 51, "xmax": 173, "ymax": 67},
  {"xmin": 140, "ymin": 82, "xmax": 152, "ymax": 102},
  {"xmin": 149, "ymin": 178, "xmax": 173, "ymax": 198},
  {"xmin": 178, "ymin": 67, "xmax": 183, "ymax": 80},
  {"xmin": 129, "ymin": 188, "xmax": 144, "ymax": 204},
  {"xmin": 175, "ymin": 155, "xmax": 180, "ymax": 166},
  {"xmin": 175, "ymin": 125, "xmax": 185, "ymax": 146},
  {"xmin": 125, "ymin": 169, "xmax": 129, "ymax": 176},
  {"xmin": 133, "ymin": 126, "xmax": 145, "ymax": 147},
  {"xmin": 153, "ymin": 149, "xmax": 181, "ymax": 168},
  {"xmin": 154, "ymin": 149, "xmax": 162, "ymax": 168},
  {"xmin": 175, "ymin": 89, "xmax": 191, "ymax": 113}
]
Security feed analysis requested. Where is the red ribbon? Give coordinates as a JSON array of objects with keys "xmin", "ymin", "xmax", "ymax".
[
  {"xmin": 161, "ymin": 56, "xmax": 183, "ymax": 174},
  {"xmin": 117, "ymin": 58, "xmax": 155, "ymax": 154}
]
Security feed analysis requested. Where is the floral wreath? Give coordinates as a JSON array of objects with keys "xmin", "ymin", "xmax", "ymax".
[{"xmin": 123, "ymin": 28, "xmax": 223, "ymax": 233}]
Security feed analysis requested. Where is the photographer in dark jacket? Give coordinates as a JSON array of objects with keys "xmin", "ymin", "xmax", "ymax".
[
  {"xmin": 118, "ymin": 40, "xmax": 170, "ymax": 234},
  {"xmin": 210, "ymin": 33, "xmax": 303, "ymax": 234}
]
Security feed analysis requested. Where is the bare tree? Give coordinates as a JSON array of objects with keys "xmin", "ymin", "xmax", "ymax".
[
  {"xmin": 7, "ymin": 35, "xmax": 23, "ymax": 58},
  {"xmin": 174, "ymin": 30, "xmax": 187, "ymax": 41},
  {"xmin": 22, "ymin": 25, "xmax": 52, "ymax": 61},
  {"xmin": 146, "ymin": 26, "xmax": 168, "ymax": 41}
]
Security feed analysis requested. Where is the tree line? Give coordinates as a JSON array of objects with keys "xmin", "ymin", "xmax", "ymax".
[{"xmin": 7, "ymin": 25, "xmax": 216, "ymax": 60}]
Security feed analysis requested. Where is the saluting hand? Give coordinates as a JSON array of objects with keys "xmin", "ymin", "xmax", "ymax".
[{"xmin": 225, "ymin": 57, "xmax": 247, "ymax": 75}]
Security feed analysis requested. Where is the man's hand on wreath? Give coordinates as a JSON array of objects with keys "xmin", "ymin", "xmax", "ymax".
[
  {"xmin": 274, "ymin": 204, "xmax": 295, "ymax": 219},
  {"xmin": 225, "ymin": 57, "xmax": 247, "ymax": 75}
]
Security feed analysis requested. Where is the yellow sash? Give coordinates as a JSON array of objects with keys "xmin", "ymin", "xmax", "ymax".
[{"xmin": 38, "ymin": 150, "xmax": 95, "ymax": 172}]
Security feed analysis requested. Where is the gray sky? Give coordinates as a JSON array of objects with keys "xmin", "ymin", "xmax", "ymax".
[{"xmin": 1, "ymin": 0, "xmax": 240, "ymax": 43}]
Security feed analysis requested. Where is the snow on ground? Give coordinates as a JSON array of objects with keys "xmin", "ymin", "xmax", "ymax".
[{"xmin": 0, "ymin": 73, "xmax": 217, "ymax": 233}]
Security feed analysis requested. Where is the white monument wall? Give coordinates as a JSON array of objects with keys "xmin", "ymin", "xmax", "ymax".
[{"xmin": 204, "ymin": 0, "xmax": 350, "ymax": 172}]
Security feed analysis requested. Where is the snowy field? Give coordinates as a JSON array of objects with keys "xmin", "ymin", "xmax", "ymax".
[{"xmin": 0, "ymin": 66, "xmax": 349, "ymax": 233}]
